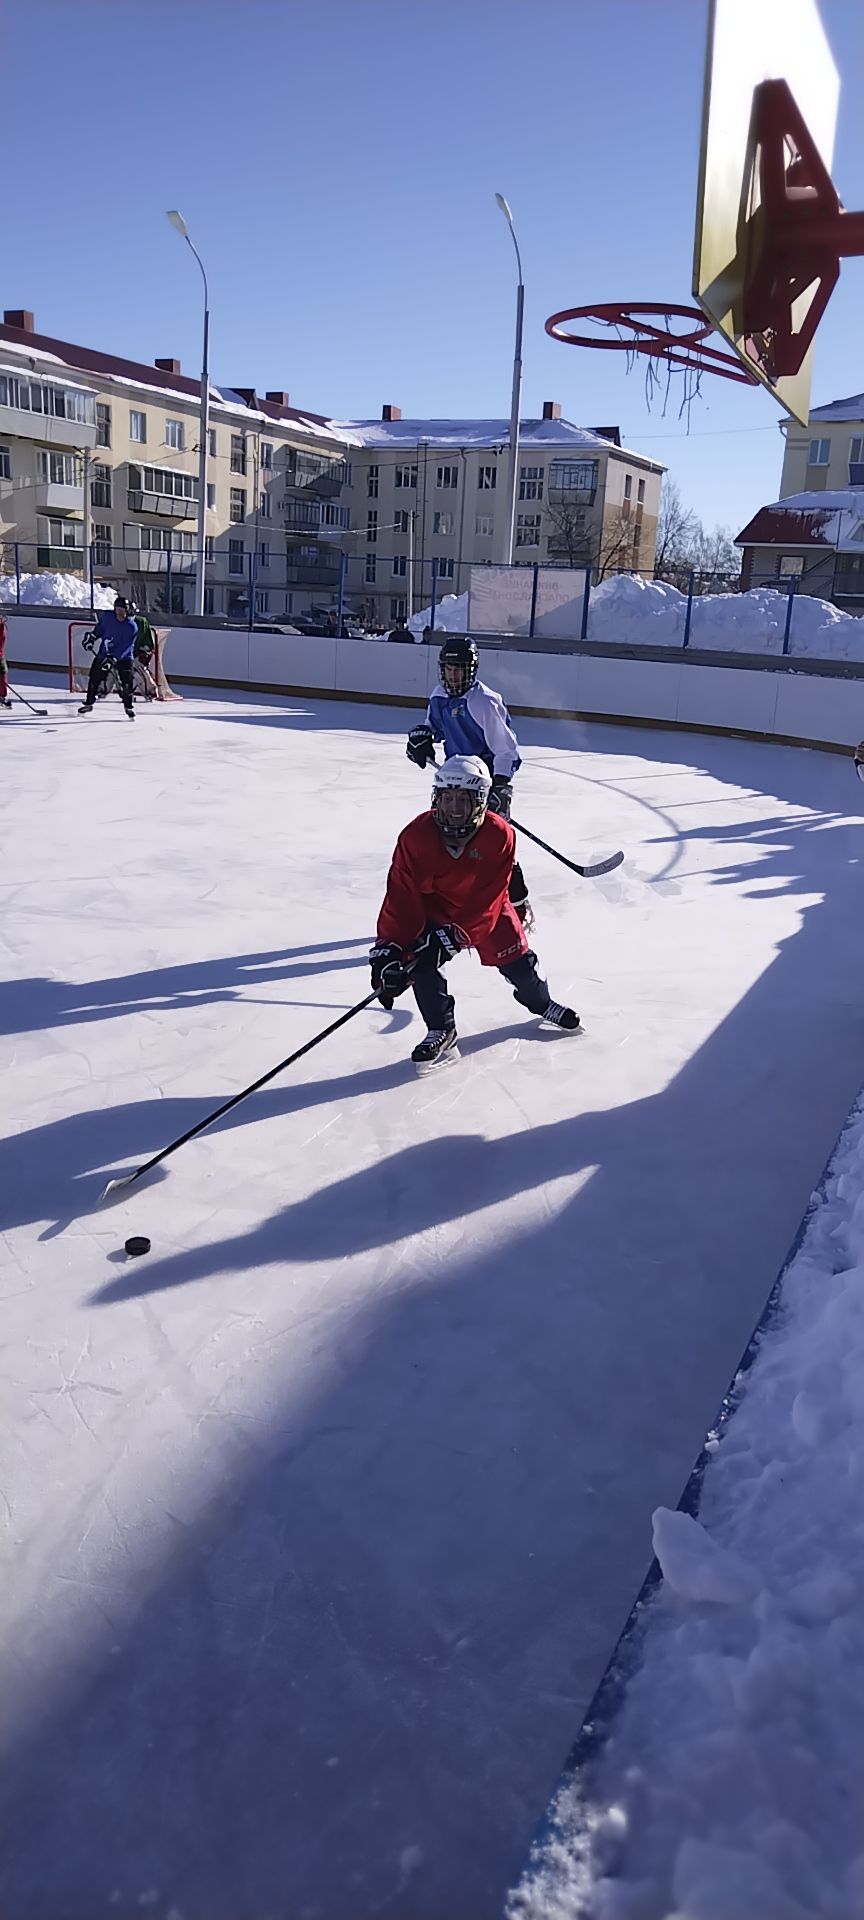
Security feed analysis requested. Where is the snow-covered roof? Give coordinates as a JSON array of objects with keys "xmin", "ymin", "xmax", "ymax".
[
  {"xmin": 808, "ymin": 392, "xmax": 864, "ymax": 423},
  {"xmin": 736, "ymin": 489, "xmax": 864, "ymax": 552},
  {"xmin": 332, "ymin": 415, "xmax": 662, "ymax": 465}
]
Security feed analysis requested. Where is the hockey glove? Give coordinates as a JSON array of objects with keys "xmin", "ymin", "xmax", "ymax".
[
  {"xmin": 370, "ymin": 942, "xmax": 412, "ymax": 1002},
  {"xmin": 81, "ymin": 632, "xmax": 98, "ymax": 653},
  {"xmin": 413, "ymin": 924, "xmax": 468, "ymax": 970},
  {"xmin": 488, "ymin": 777, "xmax": 513, "ymax": 819},
  {"xmin": 406, "ymin": 725, "xmax": 437, "ymax": 769}
]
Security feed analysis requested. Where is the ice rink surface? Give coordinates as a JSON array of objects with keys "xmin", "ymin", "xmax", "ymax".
[{"xmin": 3, "ymin": 681, "xmax": 864, "ymax": 1919}]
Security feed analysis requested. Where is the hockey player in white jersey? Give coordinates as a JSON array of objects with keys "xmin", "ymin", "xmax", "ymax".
[{"xmin": 406, "ymin": 635, "xmax": 533, "ymax": 927}]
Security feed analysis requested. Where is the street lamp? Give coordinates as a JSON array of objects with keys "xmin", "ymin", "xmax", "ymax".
[
  {"xmin": 167, "ymin": 209, "xmax": 209, "ymax": 618},
  {"xmin": 495, "ymin": 193, "xmax": 524, "ymax": 567}
]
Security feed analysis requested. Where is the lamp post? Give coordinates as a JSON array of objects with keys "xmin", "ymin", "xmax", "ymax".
[
  {"xmin": 167, "ymin": 209, "xmax": 209, "ymax": 618},
  {"xmin": 495, "ymin": 192, "xmax": 524, "ymax": 567}
]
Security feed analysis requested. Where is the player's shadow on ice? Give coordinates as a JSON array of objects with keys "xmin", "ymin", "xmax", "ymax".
[{"xmin": 0, "ymin": 939, "xmax": 370, "ymax": 1038}]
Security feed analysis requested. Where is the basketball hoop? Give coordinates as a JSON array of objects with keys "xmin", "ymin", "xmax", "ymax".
[{"xmin": 544, "ymin": 302, "xmax": 758, "ymax": 422}]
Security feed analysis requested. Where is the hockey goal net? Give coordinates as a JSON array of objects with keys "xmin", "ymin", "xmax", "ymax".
[{"xmin": 67, "ymin": 619, "xmax": 178, "ymax": 701}]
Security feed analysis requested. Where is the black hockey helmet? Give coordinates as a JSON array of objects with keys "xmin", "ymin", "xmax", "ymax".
[{"xmin": 439, "ymin": 634, "xmax": 478, "ymax": 696}]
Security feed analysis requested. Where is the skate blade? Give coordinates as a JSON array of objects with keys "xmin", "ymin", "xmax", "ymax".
[
  {"xmin": 539, "ymin": 1017, "xmax": 585, "ymax": 1037},
  {"xmin": 414, "ymin": 1042, "xmax": 461, "ymax": 1076}
]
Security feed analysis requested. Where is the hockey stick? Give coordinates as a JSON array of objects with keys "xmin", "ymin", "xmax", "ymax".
[
  {"xmin": 6, "ymin": 682, "xmax": 49, "ymax": 718},
  {"xmin": 100, "ymin": 990, "xmax": 379, "ymax": 1200},
  {"xmin": 510, "ymin": 818, "xmax": 623, "ymax": 880}
]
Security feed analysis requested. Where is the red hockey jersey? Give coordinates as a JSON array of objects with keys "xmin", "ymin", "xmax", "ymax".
[{"xmin": 377, "ymin": 810, "xmax": 527, "ymax": 967}]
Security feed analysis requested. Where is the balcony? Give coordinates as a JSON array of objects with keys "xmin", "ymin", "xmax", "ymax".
[
  {"xmin": 127, "ymin": 490, "xmax": 197, "ymax": 520},
  {"xmin": 125, "ymin": 550, "xmax": 196, "ymax": 576},
  {"xmin": 285, "ymin": 455, "xmax": 352, "ymax": 498},
  {"xmin": 37, "ymin": 544, "xmax": 83, "ymax": 569},
  {"xmin": 285, "ymin": 560, "xmax": 341, "ymax": 588},
  {"xmin": 282, "ymin": 501, "xmax": 322, "ymax": 533},
  {"xmin": 35, "ymin": 481, "xmax": 85, "ymax": 514}
]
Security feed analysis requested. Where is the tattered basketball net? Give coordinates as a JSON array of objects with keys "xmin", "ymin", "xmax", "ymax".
[{"xmin": 544, "ymin": 303, "xmax": 757, "ymax": 426}]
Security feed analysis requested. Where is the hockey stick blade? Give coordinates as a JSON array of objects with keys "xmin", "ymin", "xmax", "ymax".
[
  {"xmin": 576, "ymin": 850, "xmax": 624, "ymax": 879},
  {"xmin": 7, "ymin": 683, "xmax": 49, "ymax": 717},
  {"xmin": 100, "ymin": 1169, "xmax": 141, "ymax": 1201}
]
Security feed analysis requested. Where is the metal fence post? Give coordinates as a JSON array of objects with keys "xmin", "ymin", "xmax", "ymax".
[
  {"xmin": 337, "ymin": 549, "xmax": 347, "ymax": 636},
  {"xmin": 580, "ymin": 566, "xmax": 591, "ymax": 641},
  {"xmin": 14, "ymin": 542, "xmax": 21, "ymax": 604},
  {"xmin": 247, "ymin": 550, "xmax": 255, "ymax": 633},
  {"xmin": 88, "ymin": 542, "xmax": 95, "ymax": 614},
  {"xmin": 782, "ymin": 574, "xmax": 797, "ymax": 655},
  {"xmin": 682, "ymin": 569, "xmax": 695, "ymax": 650},
  {"xmin": 166, "ymin": 546, "xmax": 173, "ymax": 618},
  {"xmin": 529, "ymin": 563, "xmax": 540, "ymax": 639},
  {"xmin": 430, "ymin": 559, "xmax": 439, "ymax": 633}
]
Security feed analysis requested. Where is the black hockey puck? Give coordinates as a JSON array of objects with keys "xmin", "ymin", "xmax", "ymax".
[{"xmin": 125, "ymin": 1235, "xmax": 151, "ymax": 1257}]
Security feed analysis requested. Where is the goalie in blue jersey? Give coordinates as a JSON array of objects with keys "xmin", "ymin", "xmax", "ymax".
[{"xmin": 406, "ymin": 635, "xmax": 533, "ymax": 928}]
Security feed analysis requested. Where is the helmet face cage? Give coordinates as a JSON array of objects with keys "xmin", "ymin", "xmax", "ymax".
[
  {"xmin": 439, "ymin": 639, "xmax": 478, "ymax": 696},
  {"xmin": 432, "ymin": 757, "xmax": 490, "ymax": 842}
]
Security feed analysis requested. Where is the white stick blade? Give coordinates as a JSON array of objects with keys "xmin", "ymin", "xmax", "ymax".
[{"xmin": 100, "ymin": 1171, "xmax": 139, "ymax": 1201}]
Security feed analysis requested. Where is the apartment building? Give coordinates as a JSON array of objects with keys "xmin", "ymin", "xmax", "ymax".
[
  {"xmin": 0, "ymin": 310, "xmax": 355, "ymax": 620},
  {"xmin": 736, "ymin": 392, "xmax": 864, "ymax": 605},
  {"xmin": 339, "ymin": 405, "xmax": 663, "ymax": 623}
]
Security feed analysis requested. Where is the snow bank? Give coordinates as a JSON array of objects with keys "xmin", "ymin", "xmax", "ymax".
[
  {"xmin": 410, "ymin": 574, "xmax": 864, "ymax": 662},
  {"xmin": 511, "ymin": 1097, "xmax": 864, "ymax": 1920},
  {"xmin": 0, "ymin": 571, "xmax": 115, "ymax": 609}
]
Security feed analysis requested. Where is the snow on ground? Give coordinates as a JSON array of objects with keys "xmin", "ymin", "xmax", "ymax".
[
  {"xmin": 511, "ymin": 1103, "xmax": 864, "ymax": 1920},
  {"xmin": 0, "ymin": 569, "xmax": 115, "ymax": 608},
  {"xmin": 3, "ymin": 681, "xmax": 864, "ymax": 1918},
  {"xmin": 409, "ymin": 574, "xmax": 864, "ymax": 660}
]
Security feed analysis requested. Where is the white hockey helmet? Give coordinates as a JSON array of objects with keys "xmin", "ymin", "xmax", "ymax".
[{"xmin": 431, "ymin": 754, "xmax": 492, "ymax": 842}]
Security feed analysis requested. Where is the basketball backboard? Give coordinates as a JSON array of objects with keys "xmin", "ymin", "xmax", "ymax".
[{"xmin": 693, "ymin": 0, "xmax": 839, "ymax": 425}]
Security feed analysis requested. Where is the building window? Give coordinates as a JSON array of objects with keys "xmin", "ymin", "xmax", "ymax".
[
  {"xmin": 475, "ymin": 512, "xmax": 494, "ymax": 538},
  {"xmin": 433, "ymin": 510, "xmax": 454, "ymax": 535},
  {"xmin": 93, "ymin": 524, "xmax": 112, "ymax": 566},
  {"xmin": 477, "ymin": 464, "xmax": 497, "ymax": 491},
  {"xmin": 207, "ymin": 483, "xmax": 216, "ymax": 510},
  {"xmin": 393, "ymin": 509, "xmax": 410, "ymax": 533},
  {"xmin": 130, "ymin": 409, "xmax": 147, "ymax": 443},
  {"xmin": 637, "ymin": 477, "xmax": 645, "ymax": 503},
  {"xmin": 321, "ymin": 502, "xmax": 350, "ymax": 529},
  {"xmin": 131, "ymin": 525, "xmax": 194, "ymax": 553},
  {"xmin": 392, "ymin": 554, "xmax": 407, "ymax": 577},
  {"xmin": 0, "ymin": 373, "xmax": 94, "ymax": 423},
  {"xmin": 228, "ymin": 538, "xmax": 245, "ymax": 576},
  {"xmin": 0, "ymin": 446, "xmax": 10, "ymax": 480},
  {"xmin": 230, "ymin": 487, "xmax": 246, "ymax": 524},
  {"xmin": 166, "ymin": 418, "xmax": 185, "ymax": 451},
  {"xmin": 632, "ymin": 524, "xmax": 642, "ymax": 561},
  {"xmin": 127, "ymin": 464, "xmax": 197, "ymax": 503},
  {"xmin": 230, "ymin": 433, "xmax": 247, "ymax": 475},
  {"xmin": 515, "ymin": 513, "xmax": 542, "ymax": 547},
  {"xmin": 365, "ymin": 554, "xmax": 377, "ymax": 584},
  {"xmin": 367, "ymin": 465, "xmax": 379, "ymax": 498},
  {"xmin": 624, "ymin": 473, "xmax": 633, "ymax": 500},
  {"xmin": 208, "ymin": 429, "xmax": 216, "ymax": 457},
  {"xmin": 90, "ymin": 461, "xmax": 112, "ymax": 508},
  {"xmin": 38, "ymin": 515, "xmax": 84, "ymax": 558},
  {"xmin": 260, "ymin": 490, "xmax": 272, "ymax": 520},
  {"xmin": 519, "ymin": 464, "xmax": 543, "ymax": 501},
  {"xmin": 848, "ymin": 436, "xmax": 864, "ymax": 486},
  {"xmin": 204, "ymin": 586, "xmax": 216, "ymax": 616},
  {"xmin": 96, "ymin": 403, "xmax": 111, "ymax": 449},
  {"xmin": 260, "ymin": 441, "xmax": 273, "ymax": 471},
  {"xmin": 437, "ymin": 463, "xmax": 459, "ymax": 489},
  {"xmin": 367, "ymin": 510, "xmax": 378, "ymax": 543},
  {"xmin": 255, "ymin": 590, "xmax": 270, "ymax": 616},
  {"xmin": 205, "ymin": 535, "xmax": 215, "ymax": 562},
  {"xmin": 778, "ymin": 554, "xmax": 805, "ymax": 576},
  {"xmin": 38, "ymin": 449, "xmax": 82, "ymax": 487},
  {"xmin": 395, "ymin": 463, "xmax": 417, "ymax": 489},
  {"xmin": 808, "ymin": 438, "xmax": 830, "ymax": 466},
  {"xmin": 434, "ymin": 557, "xmax": 455, "ymax": 580},
  {"xmin": 259, "ymin": 542, "xmax": 271, "ymax": 569},
  {"xmin": 548, "ymin": 458, "xmax": 598, "ymax": 496},
  {"xmin": 390, "ymin": 596, "xmax": 407, "ymax": 619}
]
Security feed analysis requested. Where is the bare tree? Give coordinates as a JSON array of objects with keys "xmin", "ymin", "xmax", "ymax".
[
  {"xmin": 543, "ymin": 498, "xmax": 594, "ymax": 568},
  {"xmin": 595, "ymin": 508, "xmax": 639, "ymax": 580},
  {"xmin": 691, "ymin": 523, "xmax": 740, "ymax": 591},
  {"xmin": 653, "ymin": 477, "xmax": 698, "ymax": 583}
]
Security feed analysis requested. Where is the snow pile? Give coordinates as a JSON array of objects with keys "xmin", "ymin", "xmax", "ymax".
[
  {"xmin": 407, "ymin": 591, "xmax": 468, "ymax": 639},
  {"xmin": 0, "ymin": 571, "xmax": 115, "ymax": 609},
  {"xmin": 511, "ymin": 1097, "xmax": 864, "ymax": 1920}
]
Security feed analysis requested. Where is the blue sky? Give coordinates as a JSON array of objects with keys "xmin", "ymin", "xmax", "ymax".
[{"xmin": 6, "ymin": 0, "xmax": 863, "ymax": 530}]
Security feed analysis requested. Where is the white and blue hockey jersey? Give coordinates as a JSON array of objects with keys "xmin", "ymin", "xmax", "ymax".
[{"xmin": 426, "ymin": 680, "xmax": 521, "ymax": 779}]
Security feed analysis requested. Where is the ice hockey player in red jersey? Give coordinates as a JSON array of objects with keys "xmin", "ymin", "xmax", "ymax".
[{"xmin": 371, "ymin": 754, "xmax": 580, "ymax": 1070}]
